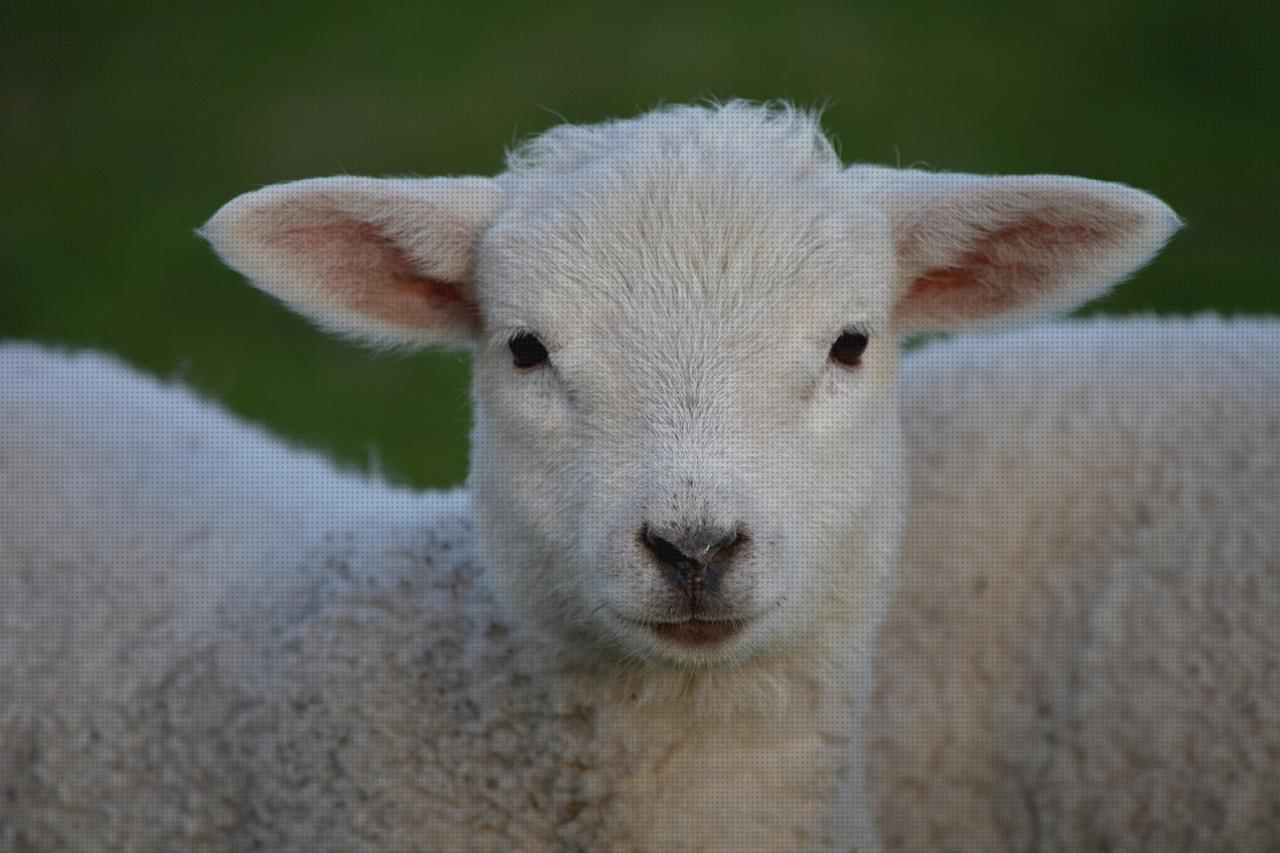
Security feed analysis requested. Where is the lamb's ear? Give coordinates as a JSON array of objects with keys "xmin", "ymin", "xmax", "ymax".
[
  {"xmin": 855, "ymin": 169, "xmax": 1181, "ymax": 334},
  {"xmin": 199, "ymin": 176, "xmax": 503, "ymax": 350}
]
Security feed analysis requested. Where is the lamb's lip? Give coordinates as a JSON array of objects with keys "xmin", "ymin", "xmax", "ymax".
[{"xmin": 640, "ymin": 617, "xmax": 747, "ymax": 646}]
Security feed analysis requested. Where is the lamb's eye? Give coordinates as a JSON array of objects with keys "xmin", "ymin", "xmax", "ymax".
[
  {"xmin": 509, "ymin": 332, "xmax": 549, "ymax": 369},
  {"xmin": 829, "ymin": 330, "xmax": 869, "ymax": 368}
]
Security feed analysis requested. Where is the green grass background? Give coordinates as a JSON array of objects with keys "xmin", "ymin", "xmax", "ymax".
[{"xmin": 2, "ymin": 0, "xmax": 1275, "ymax": 487}]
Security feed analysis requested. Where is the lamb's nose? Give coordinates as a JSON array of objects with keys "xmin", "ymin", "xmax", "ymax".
[{"xmin": 639, "ymin": 523, "xmax": 746, "ymax": 584}]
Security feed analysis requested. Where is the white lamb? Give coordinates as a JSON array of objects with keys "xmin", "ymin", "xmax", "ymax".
[{"xmin": 1, "ymin": 101, "xmax": 1277, "ymax": 852}]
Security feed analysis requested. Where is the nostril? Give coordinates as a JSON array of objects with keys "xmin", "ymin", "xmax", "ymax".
[
  {"xmin": 639, "ymin": 525, "xmax": 690, "ymax": 569},
  {"xmin": 638, "ymin": 523, "xmax": 748, "ymax": 573},
  {"xmin": 711, "ymin": 526, "xmax": 747, "ymax": 561}
]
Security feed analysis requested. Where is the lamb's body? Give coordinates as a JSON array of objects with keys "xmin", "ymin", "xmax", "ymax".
[
  {"xmin": 3, "ymin": 315, "xmax": 1277, "ymax": 851},
  {"xmin": 877, "ymin": 316, "xmax": 1280, "ymax": 850},
  {"xmin": 0, "ymin": 344, "xmax": 868, "ymax": 851}
]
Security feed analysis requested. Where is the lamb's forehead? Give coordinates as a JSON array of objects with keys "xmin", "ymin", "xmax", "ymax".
[
  {"xmin": 502, "ymin": 100, "xmax": 842, "ymax": 179},
  {"xmin": 477, "ymin": 104, "xmax": 894, "ymax": 339}
]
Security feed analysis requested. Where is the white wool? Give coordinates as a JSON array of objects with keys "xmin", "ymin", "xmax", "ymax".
[
  {"xmin": 0, "ymin": 344, "xmax": 878, "ymax": 851},
  {"xmin": 4, "ymin": 101, "xmax": 1271, "ymax": 852},
  {"xmin": 6, "ymin": 317, "xmax": 1276, "ymax": 852},
  {"xmin": 874, "ymin": 315, "xmax": 1280, "ymax": 851}
]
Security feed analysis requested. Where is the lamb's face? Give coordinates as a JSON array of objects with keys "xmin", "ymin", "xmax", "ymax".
[
  {"xmin": 468, "ymin": 169, "xmax": 901, "ymax": 666},
  {"xmin": 201, "ymin": 102, "xmax": 1180, "ymax": 670}
]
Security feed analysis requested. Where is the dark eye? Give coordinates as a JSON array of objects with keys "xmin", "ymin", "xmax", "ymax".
[
  {"xmin": 509, "ymin": 332, "xmax": 550, "ymax": 369},
  {"xmin": 829, "ymin": 330, "xmax": 869, "ymax": 368}
]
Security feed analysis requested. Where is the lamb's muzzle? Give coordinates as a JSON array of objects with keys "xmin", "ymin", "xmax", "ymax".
[{"xmin": 635, "ymin": 521, "xmax": 749, "ymax": 645}]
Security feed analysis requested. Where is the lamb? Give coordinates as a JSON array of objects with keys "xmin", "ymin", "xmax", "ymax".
[
  {"xmin": 874, "ymin": 316, "xmax": 1280, "ymax": 851},
  {"xmin": 1, "ymin": 100, "xmax": 1276, "ymax": 852}
]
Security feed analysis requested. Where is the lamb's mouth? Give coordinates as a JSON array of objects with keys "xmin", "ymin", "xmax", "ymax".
[{"xmin": 646, "ymin": 618, "xmax": 744, "ymax": 646}]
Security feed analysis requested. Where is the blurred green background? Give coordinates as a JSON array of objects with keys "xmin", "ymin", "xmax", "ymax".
[{"xmin": 2, "ymin": 0, "xmax": 1275, "ymax": 487}]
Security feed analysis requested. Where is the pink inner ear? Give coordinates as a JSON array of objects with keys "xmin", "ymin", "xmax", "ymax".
[
  {"xmin": 898, "ymin": 217, "xmax": 1112, "ymax": 324},
  {"xmin": 272, "ymin": 220, "xmax": 481, "ymax": 333}
]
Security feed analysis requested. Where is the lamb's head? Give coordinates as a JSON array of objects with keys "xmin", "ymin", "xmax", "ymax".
[{"xmin": 202, "ymin": 102, "xmax": 1179, "ymax": 671}]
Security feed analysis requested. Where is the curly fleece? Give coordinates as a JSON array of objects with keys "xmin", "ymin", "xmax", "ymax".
[{"xmin": 2, "ymin": 314, "xmax": 1277, "ymax": 851}]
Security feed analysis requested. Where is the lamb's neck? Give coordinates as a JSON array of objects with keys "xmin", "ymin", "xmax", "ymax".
[{"xmin": 552, "ymin": 625, "xmax": 877, "ymax": 850}]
